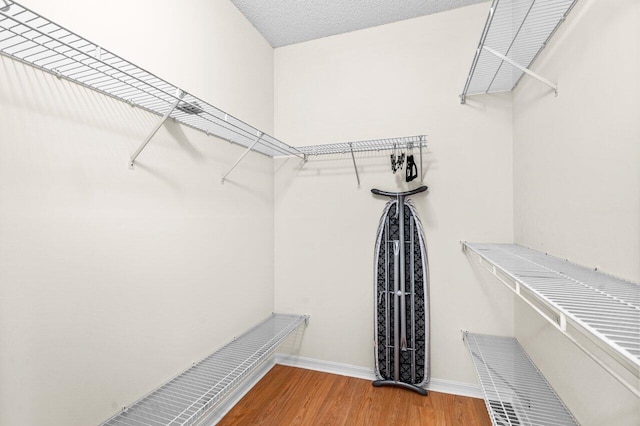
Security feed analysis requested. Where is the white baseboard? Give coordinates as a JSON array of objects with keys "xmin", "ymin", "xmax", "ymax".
[
  {"xmin": 275, "ymin": 353, "xmax": 377, "ymax": 381},
  {"xmin": 275, "ymin": 353, "xmax": 483, "ymax": 399}
]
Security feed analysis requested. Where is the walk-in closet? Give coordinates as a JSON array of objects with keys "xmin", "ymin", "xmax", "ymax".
[{"xmin": 0, "ymin": 0, "xmax": 638, "ymax": 425}]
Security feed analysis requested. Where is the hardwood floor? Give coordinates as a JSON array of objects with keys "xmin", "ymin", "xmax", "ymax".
[{"xmin": 218, "ymin": 365, "xmax": 491, "ymax": 425}]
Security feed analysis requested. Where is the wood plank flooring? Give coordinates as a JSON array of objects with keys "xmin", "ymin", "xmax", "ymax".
[{"xmin": 219, "ymin": 365, "xmax": 491, "ymax": 425}]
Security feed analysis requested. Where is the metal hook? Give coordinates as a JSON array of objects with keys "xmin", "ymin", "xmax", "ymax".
[{"xmin": 0, "ymin": 1, "xmax": 10, "ymax": 12}]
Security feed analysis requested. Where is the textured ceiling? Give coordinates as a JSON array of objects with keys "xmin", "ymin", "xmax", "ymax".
[{"xmin": 231, "ymin": 0, "xmax": 488, "ymax": 47}]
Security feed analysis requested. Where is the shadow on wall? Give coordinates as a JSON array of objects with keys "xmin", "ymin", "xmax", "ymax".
[
  {"xmin": 0, "ymin": 56, "xmax": 152, "ymax": 140},
  {"xmin": 164, "ymin": 119, "xmax": 205, "ymax": 163},
  {"xmin": 276, "ymin": 325, "xmax": 307, "ymax": 357},
  {"xmin": 0, "ymin": 55, "xmax": 217, "ymax": 173}
]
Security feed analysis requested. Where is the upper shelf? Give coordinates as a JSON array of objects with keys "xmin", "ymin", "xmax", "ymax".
[
  {"xmin": 0, "ymin": 1, "xmax": 302, "ymax": 158},
  {"xmin": 463, "ymin": 243, "xmax": 640, "ymax": 396},
  {"xmin": 460, "ymin": 0, "xmax": 579, "ymax": 104},
  {"xmin": 298, "ymin": 135, "xmax": 427, "ymax": 156},
  {"xmin": 0, "ymin": 1, "xmax": 427, "ymax": 171}
]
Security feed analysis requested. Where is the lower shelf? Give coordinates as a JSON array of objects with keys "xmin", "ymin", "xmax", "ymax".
[
  {"xmin": 101, "ymin": 313, "xmax": 309, "ymax": 426},
  {"xmin": 464, "ymin": 332, "xmax": 578, "ymax": 426}
]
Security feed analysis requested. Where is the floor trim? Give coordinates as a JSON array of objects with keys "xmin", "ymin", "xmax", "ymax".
[{"xmin": 275, "ymin": 353, "xmax": 483, "ymax": 399}]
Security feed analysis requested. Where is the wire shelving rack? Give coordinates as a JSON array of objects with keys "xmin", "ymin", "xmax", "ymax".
[
  {"xmin": 297, "ymin": 135, "xmax": 428, "ymax": 188},
  {"xmin": 463, "ymin": 242, "xmax": 640, "ymax": 397},
  {"xmin": 297, "ymin": 135, "xmax": 426, "ymax": 156},
  {"xmin": 460, "ymin": 0, "xmax": 579, "ymax": 103},
  {"xmin": 0, "ymin": 1, "xmax": 428, "ymax": 176},
  {"xmin": 464, "ymin": 332, "xmax": 578, "ymax": 426},
  {"xmin": 0, "ymin": 1, "xmax": 303, "ymax": 161},
  {"xmin": 100, "ymin": 313, "xmax": 308, "ymax": 426}
]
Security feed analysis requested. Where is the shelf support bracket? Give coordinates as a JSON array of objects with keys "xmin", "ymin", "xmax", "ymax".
[
  {"xmin": 1, "ymin": 1, "xmax": 10, "ymax": 12},
  {"xmin": 483, "ymin": 46, "xmax": 558, "ymax": 95},
  {"xmin": 349, "ymin": 143, "xmax": 361, "ymax": 189},
  {"xmin": 221, "ymin": 132, "xmax": 264, "ymax": 183},
  {"xmin": 419, "ymin": 137, "xmax": 424, "ymax": 183},
  {"xmin": 129, "ymin": 89, "xmax": 184, "ymax": 169}
]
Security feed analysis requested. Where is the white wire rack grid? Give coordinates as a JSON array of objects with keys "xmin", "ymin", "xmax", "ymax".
[
  {"xmin": 100, "ymin": 313, "xmax": 308, "ymax": 426},
  {"xmin": 461, "ymin": 0, "xmax": 578, "ymax": 101},
  {"xmin": 297, "ymin": 135, "xmax": 427, "ymax": 156},
  {"xmin": 464, "ymin": 243, "xmax": 640, "ymax": 373},
  {"xmin": 0, "ymin": 1, "xmax": 302, "ymax": 158},
  {"xmin": 464, "ymin": 332, "xmax": 578, "ymax": 426}
]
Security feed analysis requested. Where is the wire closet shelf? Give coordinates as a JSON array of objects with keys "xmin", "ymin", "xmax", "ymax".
[
  {"xmin": 297, "ymin": 135, "xmax": 427, "ymax": 156},
  {"xmin": 463, "ymin": 243, "xmax": 640, "ymax": 396},
  {"xmin": 0, "ymin": 1, "xmax": 428, "ymax": 164},
  {"xmin": 460, "ymin": 0, "xmax": 579, "ymax": 103},
  {"xmin": 0, "ymin": 1, "xmax": 302, "ymax": 158},
  {"xmin": 464, "ymin": 332, "xmax": 578, "ymax": 426},
  {"xmin": 101, "ymin": 313, "xmax": 308, "ymax": 426}
]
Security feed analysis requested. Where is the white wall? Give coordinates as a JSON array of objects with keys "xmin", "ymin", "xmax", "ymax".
[
  {"xmin": 273, "ymin": 3, "xmax": 514, "ymax": 386},
  {"xmin": 3, "ymin": 1, "xmax": 635, "ymax": 425},
  {"xmin": 0, "ymin": 1, "xmax": 275, "ymax": 425},
  {"xmin": 513, "ymin": 0, "xmax": 640, "ymax": 424}
]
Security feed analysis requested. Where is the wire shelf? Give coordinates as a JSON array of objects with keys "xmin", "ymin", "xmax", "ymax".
[
  {"xmin": 464, "ymin": 243, "xmax": 640, "ymax": 373},
  {"xmin": 461, "ymin": 0, "xmax": 578, "ymax": 102},
  {"xmin": 464, "ymin": 332, "xmax": 578, "ymax": 426},
  {"xmin": 101, "ymin": 313, "xmax": 308, "ymax": 426},
  {"xmin": 0, "ymin": 1, "xmax": 302, "ymax": 158},
  {"xmin": 297, "ymin": 135, "xmax": 427, "ymax": 156}
]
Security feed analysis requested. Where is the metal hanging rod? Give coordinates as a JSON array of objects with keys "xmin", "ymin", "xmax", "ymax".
[
  {"xmin": 0, "ymin": 1, "xmax": 303, "ymax": 160},
  {"xmin": 460, "ymin": 0, "xmax": 579, "ymax": 104},
  {"xmin": 463, "ymin": 243, "xmax": 640, "ymax": 397}
]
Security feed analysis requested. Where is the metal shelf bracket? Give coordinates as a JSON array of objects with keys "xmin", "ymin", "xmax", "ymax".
[
  {"xmin": 221, "ymin": 132, "xmax": 264, "ymax": 183},
  {"xmin": 483, "ymin": 46, "xmax": 558, "ymax": 96},
  {"xmin": 349, "ymin": 143, "xmax": 361, "ymax": 189},
  {"xmin": 129, "ymin": 89, "xmax": 184, "ymax": 169},
  {"xmin": 1, "ymin": 1, "xmax": 10, "ymax": 11}
]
